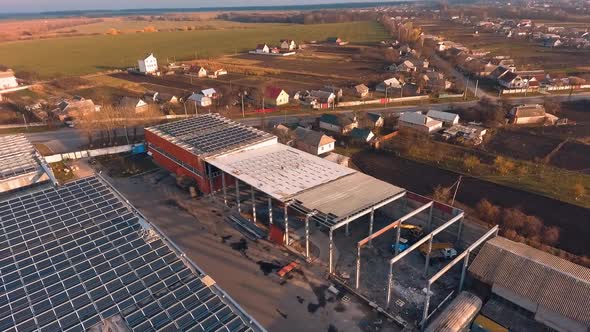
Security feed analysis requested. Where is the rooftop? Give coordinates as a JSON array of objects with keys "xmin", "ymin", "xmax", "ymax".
[
  {"xmin": 145, "ymin": 114, "xmax": 276, "ymax": 157},
  {"xmin": 469, "ymin": 236, "xmax": 590, "ymax": 325},
  {"xmin": 294, "ymin": 127, "xmax": 335, "ymax": 147},
  {"xmin": 0, "ymin": 135, "xmax": 52, "ymax": 193},
  {"xmin": 0, "ymin": 176, "xmax": 261, "ymax": 332}
]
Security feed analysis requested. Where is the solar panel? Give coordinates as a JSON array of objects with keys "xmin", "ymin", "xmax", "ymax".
[{"xmin": 0, "ymin": 176, "xmax": 259, "ymax": 331}]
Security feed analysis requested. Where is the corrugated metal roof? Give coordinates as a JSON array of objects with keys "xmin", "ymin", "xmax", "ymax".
[
  {"xmin": 425, "ymin": 291, "xmax": 482, "ymax": 332},
  {"xmin": 469, "ymin": 236, "xmax": 590, "ymax": 325}
]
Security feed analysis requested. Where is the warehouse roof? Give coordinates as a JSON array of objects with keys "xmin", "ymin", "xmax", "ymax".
[
  {"xmin": 0, "ymin": 176, "xmax": 261, "ymax": 332},
  {"xmin": 469, "ymin": 236, "xmax": 590, "ymax": 325},
  {"xmin": 145, "ymin": 114, "xmax": 276, "ymax": 157},
  {"xmin": 207, "ymin": 143, "xmax": 355, "ymax": 201},
  {"xmin": 0, "ymin": 135, "xmax": 52, "ymax": 193}
]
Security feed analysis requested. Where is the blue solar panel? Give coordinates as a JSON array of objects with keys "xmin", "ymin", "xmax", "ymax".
[{"xmin": 0, "ymin": 177, "xmax": 258, "ymax": 332}]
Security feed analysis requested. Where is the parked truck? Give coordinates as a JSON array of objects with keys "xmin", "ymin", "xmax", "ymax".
[{"xmin": 419, "ymin": 242, "xmax": 458, "ymax": 260}]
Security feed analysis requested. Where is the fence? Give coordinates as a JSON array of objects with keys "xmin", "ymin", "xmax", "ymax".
[
  {"xmin": 44, "ymin": 143, "xmax": 145, "ymax": 163},
  {"xmin": 321, "ymin": 95, "xmax": 430, "ymax": 109}
]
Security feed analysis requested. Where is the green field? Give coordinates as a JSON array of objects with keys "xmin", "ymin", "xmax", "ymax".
[{"xmin": 0, "ymin": 21, "xmax": 387, "ymax": 79}]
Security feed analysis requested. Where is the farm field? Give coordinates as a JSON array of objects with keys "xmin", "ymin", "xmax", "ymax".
[
  {"xmin": 484, "ymin": 129, "xmax": 562, "ymax": 161},
  {"xmin": 0, "ymin": 21, "xmax": 388, "ymax": 78},
  {"xmin": 417, "ymin": 19, "xmax": 590, "ymax": 73}
]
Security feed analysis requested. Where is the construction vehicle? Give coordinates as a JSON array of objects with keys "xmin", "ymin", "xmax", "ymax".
[
  {"xmin": 471, "ymin": 314, "xmax": 509, "ymax": 332},
  {"xmin": 400, "ymin": 224, "xmax": 425, "ymax": 241},
  {"xmin": 419, "ymin": 242, "xmax": 458, "ymax": 260},
  {"xmin": 391, "ymin": 237, "xmax": 410, "ymax": 253}
]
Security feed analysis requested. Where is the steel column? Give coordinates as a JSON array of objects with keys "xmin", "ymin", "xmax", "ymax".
[
  {"xmin": 423, "ymin": 235, "xmax": 433, "ymax": 277},
  {"xmin": 368, "ymin": 208, "xmax": 374, "ymax": 247},
  {"xmin": 305, "ymin": 215, "xmax": 310, "ymax": 258},
  {"xmin": 221, "ymin": 172, "xmax": 227, "ymax": 207},
  {"xmin": 394, "ymin": 221, "xmax": 402, "ymax": 256},
  {"xmin": 459, "ymin": 251, "xmax": 470, "ymax": 292},
  {"xmin": 235, "ymin": 179, "xmax": 241, "ymax": 213},
  {"xmin": 421, "ymin": 283, "xmax": 432, "ymax": 330},
  {"xmin": 207, "ymin": 164, "xmax": 214, "ymax": 197},
  {"xmin": 251, "ymin": 186, "xmax": 256, "ymax": 224},
  {"xmin": 427, "ymin": 205, "xmax": 434, "ymax": 232},
  {"xmin": 284, "ymin": 204, "xmax": 289, "ymax": 246},
  {"xmin": 355, "ymin": 245, "xmax": 361, "ymax": 289},
  {"xmin": 386, "ymin": 262, "xmax": 394, "ymax": 308},
  {"xmin": 456, "ymin": 217, "xmax": 463, "ymax": 242},
  {"xmin": 268, "ymin": 197, "xmax": 273, "ymax": 226},
  {"xmin": 345, "ymin": 223, "xmax": 350, "ymax": 236},
  {"xmin": 329, "ymin": 229, "xmax": 334, "ymax": 274}
]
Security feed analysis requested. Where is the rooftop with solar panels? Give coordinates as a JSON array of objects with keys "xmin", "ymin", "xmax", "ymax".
[
  {"xmin": 0, "ymin": 135, "xmax": 56, "ymax": 194},
  {"xmin": 0, "ymin": 176, "xmax": 263, "ymax": 332}
]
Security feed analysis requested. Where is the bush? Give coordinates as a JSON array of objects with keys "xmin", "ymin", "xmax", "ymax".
[
  {"xmin": 522, "ymin": 215, "xmax": 544, "ymax": 237},
  {"xmin": 463, "ymin": 155, "xmax": 481, "ymax": 173},
  {"xmin": 476, "ymin": 199, "xmax": 500, "ymax": 223},
  {"xmin": 432, "ymin": 185, "xmax": 452, "ymax": 203},
  {"xmin": 542, "ymin": 226, "xmax": 560, "ymax": 246},
  {"xmin": 494, "ymin": 156, "xmax": 515, "ymax": 175},
  {"xmin": 501, "ymin": 208, "xmax": 526, "ymax": 230}
]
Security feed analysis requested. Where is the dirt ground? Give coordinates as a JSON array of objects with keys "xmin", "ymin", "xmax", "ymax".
[
  {"xmin": 483, "ymin": 129, "xmax": 562, "ymax": 162},
  {"xmin": 352, "ymin": 150, "xmax": 590, "ymax": 256},
  {"xmin": 102, "ymin": 169, "xmax": 403, "ymax": 332}
]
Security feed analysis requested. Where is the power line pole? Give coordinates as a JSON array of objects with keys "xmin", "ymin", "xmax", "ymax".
[
  {"xmin": 241, "ymin": 93, "xmax": 245, "ymax": 118},
  {"xmin": 451, "ymin": 176, "xmax": 462, "ymax": 206},
  {"xmin": 474, "ymin": 80, "xmax": 479, "ymax": 98}
]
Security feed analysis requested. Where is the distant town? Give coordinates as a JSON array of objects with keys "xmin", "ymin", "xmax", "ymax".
[{"xmin": 0, "ymin": 1, "xmax": 589, "ymax": 332}]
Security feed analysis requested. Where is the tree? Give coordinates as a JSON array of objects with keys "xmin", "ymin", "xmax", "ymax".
[
  {"xmin": 522, "ymin": 215, "xmax": 544, "ymax": 237},
  {"xmin": 494, "ymin": 156, "xmax": 515, "ymax": 175},
  {"xmin": 573, "ymin": 183, "xmax": 586, "ymax": 200},
  {"xmin": 542, "ymin": 226, "xmax": 560, "ymax": 246},
  {"xmin": 501, "ymin": 208, "xmax": 526, "ymax": 231},
  {"xmin": 476, "ymin": 199, "xmax": 500, "ymax": 223},
  {"xmin": 463, "ymin": 155, "xmax": 480, "ymax": 173},
  {"xmin": 432, "ymin": 185, "xmax": 452, "ymax": 203}
]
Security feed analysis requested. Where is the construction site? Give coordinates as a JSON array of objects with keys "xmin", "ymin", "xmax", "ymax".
[{"xmin": 143, "ymin": 114, "xmax": 502, "ymax": 330}]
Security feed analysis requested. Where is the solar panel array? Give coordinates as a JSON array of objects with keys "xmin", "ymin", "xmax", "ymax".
[
  {"xmin": 147, "ymin": 114, "xmax": 274, "ymax": 156},
  {"xmin": 0, "ymin": 135, "xmax": 42, "ymax": 181},
  {"xmin": 0, "ymin": 177, "xmax": 257, "ymax": 332}
]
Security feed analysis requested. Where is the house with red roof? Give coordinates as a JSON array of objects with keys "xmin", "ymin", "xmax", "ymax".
[{"xmin": 264, "ymin": 87, "xmax": 290, "ymax": 106}]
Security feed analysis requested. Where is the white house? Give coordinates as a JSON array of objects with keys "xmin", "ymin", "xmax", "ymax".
[
  {"xmin": 256, "ymin": 44, "xmax": 270, "ymax": 53},
  {"xmin": 498, "ymin": 72, "xmax": 527, "ymax": 89},
  {"xmin": 120, "ymin": 97, "xmax": 148, "ymax": 113},
  {"xmin": 264, "ymin": 87, "xmax": 290, "ymax": 106},
  {"xmin": 188, "ymin": 93, "xmax": 212, "ymax": 107},
  {"xmin": 280, "ymin": 39, "xmax": 297, "ymax": 51},
  {"xmin": 398, "ymin": 112, "xmax": 443, "ymax": 133},
  {"xmin": 293, "ymin": 127, "xmax": 335, "ymax": 155},
  {"xmin": 197, "ymin": 67, "xmax": 208, "ymax": 78},
  {"xmin": 426, "ymin": 110, "xmax": 460, "ymax": 126},
  {"xmin": 376, "ymin": 77, "xmax": 403, "ymax": 92},
  {"xmin": 0, "ymin": 70, "xmax": 18, "ymax": 90},
  {"xmin": 138, "ymin": 53, "xmax": 158, "ymax": 74},
  {"xmin": 201, "ymin": 88, "xmax": 217, "ymax": 98}
]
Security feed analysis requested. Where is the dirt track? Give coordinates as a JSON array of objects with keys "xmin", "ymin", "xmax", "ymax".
[{"xmin": 353, "ymin": 150, "xmax": 590, "ymax": 256}]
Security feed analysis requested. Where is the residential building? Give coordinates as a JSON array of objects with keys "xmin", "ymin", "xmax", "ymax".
[
  {"xmin": 498, "ymin": 72, "xmax": 527, "ymax": 89},
  {"xmin": 488, "ymin": 65, "xmax": 513, "ymax": 80},
  {"xmin": 280, "ymin": 39, "xmax": 296, "ymax": 51},
  {"xmin": 319, "ymin": 114, "xmax": 358, "ymax": 134},
  {"xmin": 0, "ymin": 70, "xmax": 18, "ymax": 90},
  {"xmin": 201, "ymin": 88, "xmax": 217, "ymax": 98},
  {"xmin": 138, "ymin": 53, "xmax": 158, "ymax": 74},
  {"xmin": 376, "ymin": 77, "xmax": 403, "ymax": 92},
  {"xmin": 398, "ymin": 112, "xmax": 443, "ymax": 133},
  {"xmin": 197, "ymin": 67, "xmax": 208, "ymax": 78},
  {"xmin": 264, "ymin": 87, "xmax": 289, "ymax": 106},
  {"xmin": 120, "ymin": 97, "xmax": 148, "ymax": 113},
  {"xmin": 469, "ymin": 236, "xmax": 590, "ymax": 332},
  {"xmin": 188, "ymin": 93, "xmax": 212, "ymax": 107},
  {"xmin": 350, "ymin": 128, "xmax": 375, "ymax": 143},
  {"xmin": 365, "ymin": 112, "xmax": 384, "ymax": 128},
  {"xmin": 53, "ymin": 99, "xmax": 98, "ymax": 121},
  {"xmin": 256, "ymin": 44, "xmax": 270, "ymax": 53},
  {"xmin": 293, "ymin": 127, "xmax": 336, "ymax": 155},
  {"xmin": 426, "ymin": 110, "xmax": 460, "ymax": 126},
  {"xmin": 388, "ymin": 60, "xmax": 416, "ymax": 73},
  {"xmin": 307, "ymin": 90, "xmax": 336, "ymax": 105},
  {"xmin": 354, "ymin": 84, "xmax": 370, "ymax": 98},
  {"xmin": 327, "ymin": 37, "xmax": 344, "ymax": 44},
  {"xmin": 510, "ymin": 104, "xmax": 556, "ymax": 125},
  {"xmin": 213, "ymin": 68, "xmax": 228, "ymax": 77}
]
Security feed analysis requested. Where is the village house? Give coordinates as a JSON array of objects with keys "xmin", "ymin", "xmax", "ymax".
[
  {"xmin": 280, "ymin": 39, "xmax": 297, "ymax": 51},
  {"xmin": 498, "ymin": 71, "xmax": 527, "ymax": 89},
  {"xmin": 426, "ymin": 110, "xmax": 460, "ymax": 126},
  {"xmin": 319, "ymin": 114, "xmax": 358, "ymax": 134},
  {"xmin": 264, "ymin": 87, "xmax": 290, "ymax": 106},
  {"xmin": 489, "ymin": 65, "xmax": 514, "ymax": 80},
  {"xmin": 53, "ymin": 99, "xmax": 98, "ymax": 121},
  {"xmin": 364, "ymin": 112, "xmax": 384, "ymax": 128},
  {"xmin": 354, "ymin": 84, "xmax": 370, "ymax": 98},
  {"xmin": 398, "ymin": 112, "xmax": 443, "ymax": 133},
  {"xmin": 196, "ymin": 67, "xmax": 208, "ymax": 78},
  {"xmin": 323, "ymin": 86, "xmax": 343, "ymax": 98},
  {"xmin": 0, "ymin": 70, "xmax": 18, "ymax": 90},
  {"xmin": 306, "ymin": 90, "xmax": 336, "ymax": 106},
  {"xmin": 326, "ymin": 37, "xmax": 347, "ymax": 45},
  {"xmin": 422, "ymin": 72, "xmax": 452, "ymax": 92},
  {"xmin": 442, "ymin": 124, "xmax": 487, "ymax": 145},
  {"xmin": 256, "ymin": 44, "xmax": 270, "ymax": 54},
  {"xmin": 350, "ymin": 128, "xmax": 375, "ymax": 143},
  {"xmin": 138, "ymin": 53, "xmax": 158, "ymax": 74},
  {"xmin": 201, "ymin": 88, "xmax": 217, "ymax": 99},
  {"xmin": 376, "ymin": 77, "xmax": 403, "ymax": 92},
  {"xmin": 211, "ymin": 68, "xmax": 228, "ymax": 78},
  {"xmin": 388, "ymin": 60, "xmax": 416, "ymax": 73},
  {"xmin": 510, "ymin": 104, "xmax": 557, "ymax": 125},
  {"xmin": 293, "ymin": 127, "xmax": 336, "ymax": 156},
  {"xmin": 120, "ymin": 97, "xmax": 149, "ymax": 113},
  {"xmin": 156, "ymin": 93, "xmax": 179, "ymax": 104},
  {"xmin": 188, "ymin": 93, "xmax": 212, "ymax": 107}
]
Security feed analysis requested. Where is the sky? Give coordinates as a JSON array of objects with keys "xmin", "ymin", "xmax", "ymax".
[{"xmin": 2, "ymin": 0, "xmax": 387, "ymax": 13}]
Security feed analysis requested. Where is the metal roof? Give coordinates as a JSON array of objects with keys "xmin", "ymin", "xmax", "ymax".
[
  {"xmin": 207, "ymin": 143, "xmax": 355, "ymax": 201},
  {"xmin": 0, "ymin": 176, "xmax": 262, "ymax": 332},
  {"xmin": 145, "ymin": 114, "xmax": 276, "ymax": 158},
  {"xmin": 425, "ymin": 291, "xmax": 482, "ymax": 332},
  {"xmin": 469, "ymin": 236, "xmax": 590, "ymax": 325},
  {"xmin": 0, "ymin": 135, "xmax": 47, "ymax": 185}
]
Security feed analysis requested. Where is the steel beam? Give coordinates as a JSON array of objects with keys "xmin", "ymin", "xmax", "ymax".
[
  {"xmin": 427, "ymin": 205, "xmax": 434, "ymax": 231},
  {"xmin": 421, "ymin": 282, "xmax": 432, "ymax": 330},
  {"xmin": 207, "ymin": 164, "xmax": 214, "ymax": 197},
  {"xmin": 355, "ymin": 245, "xmax": 361, "ymax": 289},
  {"xmin": 329, "ymin": 229, "xmax": 334, "ymax": 274},
  {"xmin": 368, "ymin": 208, "xmax": 374, "ymax": 247},
  {"xmin": 251, "ymin": 186, "xmax": 256, "ymax": 224},
  {"xmin": 305, "ymin": 213, "xmax": 316, "ymax": 259},
  {"xmin": 386, "ymin": 261, "xmax": 394, "ymax": 307},
  {"xmin": 284, "ymin": 204, "xmax": 289, "ymax": 246},
  {"xmin": 423, "ymin": 234, "xmax": 433, "ymax": 277},
  {"xmin": 345, "ymin": 223, "xmax": 350, "ymax": 236},
  {"xmin": 458, "ymin": 251, "xmax": 470, "ymax": 292},
  {"xmin": 330, "ymin": 192, "xmax": 406, "ymax": 231},
  {"xmin": 268, "ymin": 197, "xmax": 273, "ymax": 227}
]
